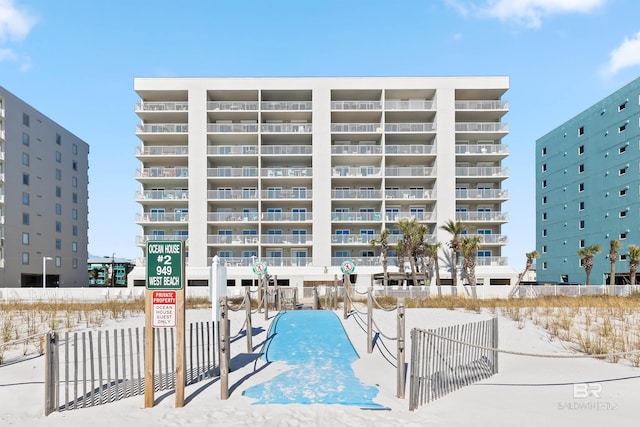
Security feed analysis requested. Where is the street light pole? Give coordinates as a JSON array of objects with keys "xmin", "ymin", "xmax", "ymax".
[
  {"xmin": 112, "ymin": 253, "xmax": 116, "ymax": 287},
  {"xmin": 42, "ymin": 256, "xmax": 53, "ymax": 288}
]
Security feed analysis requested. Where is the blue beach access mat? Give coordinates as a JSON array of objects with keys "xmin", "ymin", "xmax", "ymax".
[{"xmin": 243, "ymin": 310, "xmax": 384, "ymax": 408}]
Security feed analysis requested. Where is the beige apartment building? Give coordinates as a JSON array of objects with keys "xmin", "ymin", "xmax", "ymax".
[{"xmin": 130, "ymin": 77, "xmax": 515, "ymax": 292}]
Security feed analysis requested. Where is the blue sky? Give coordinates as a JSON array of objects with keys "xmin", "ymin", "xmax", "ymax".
[{"xmin": 2, "ymin": 0, "xmax": 640, "ymax": 270}]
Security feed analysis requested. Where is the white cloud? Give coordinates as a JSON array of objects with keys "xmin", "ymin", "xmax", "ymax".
[
  {"xmin": 447, "ymin": 0, "xmax": 608, "ymax": 28},
  {"xmin": 601, "ymin": 31, "xmax": 640, "ymax": 77},
  {"xmin": 0, "ymin": 0, "xmax": 36, "ymax": 42}
]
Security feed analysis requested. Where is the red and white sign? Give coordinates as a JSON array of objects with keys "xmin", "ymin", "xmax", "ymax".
[{"xmin": 152, "ymin": 290, "xmax": 177, "ymax": 328}]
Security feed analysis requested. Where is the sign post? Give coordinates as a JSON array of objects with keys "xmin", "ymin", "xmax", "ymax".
[
  {"xmin": 340, "ymin": 260, "xmax": 356, "ymax": 316},
  {"xmin": 144, "ymin": 240, "xmax": 185, "ymax": 408},
  {"xmin": 252, "ymin": 260, "xmax": 268, "ymax": 320}
]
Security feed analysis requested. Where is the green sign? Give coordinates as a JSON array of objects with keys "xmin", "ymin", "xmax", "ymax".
[
  {"xmin": 252, "ymin": 260, "xmax": 268, "ymax": 276},
  {"xmin": 146, "ymin": 241, "xmax": 184, "ymax": 290},
  {"xmin": 340, "ymin": 259, "xmax": 356, "ymax": 275}
]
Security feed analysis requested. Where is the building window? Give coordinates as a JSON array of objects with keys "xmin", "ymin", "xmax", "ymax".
[
  {"xmin": 72, "ymin": 192, "xmax": 77, "ymax": 203},
  {"xmin": 542, "ymin": 180, "xmax": 547, "ymax": 188},
  {"xmin": 620, "ymin": 188, "xmax": 628, "ymax": 196},
  {"xmin": 22, "ymin": 212, "xmax": 29, "ymax": 225},
  {"xmin": 72, "ymin": 143, "xmax": 77, "ymax": 155},
  {"xmin": 72, "ymin": 242, "xmax": 77, "ymax": 252},
  {"xmin": 542, "ymin": 196, "xmax": 547, "ymax": 204},
  {"xmin": 72, "ymin": 258, "xmax": 78, "ymax": 269},
  {"xmin": 22, "ymin": 232, "xmax": 29, "ymax": 245},
  {"xmin": 72, "ymin": 176, "xmax": 77, "ymax": 187},
  {"xmin": 56, "ymin": 168, "xmax": 61, "ymax": 180},
  {"xmin": 579, "ymin": 239, "xmax": 585, "ymax": 248},
  {"xmin": 22, "ymin": 152, "xmax": 29, "ymax": 166},
  {"xmin": 621, "ymin": 254, "xmax": 628, "ymax": 261},
  {"xmin": 541, "ymin": 147, "xmax": 547, "ymax": 156},
  {"xmin": 542, "ymin": 212, "xmax": 547, "ymax": 220},
  {"xmin": 578, "ymin": 126, "xmax": 584, "ymax": 136},
  {"xmin": 23, "ymin": 173, "xmax": 29, "ymax": 185},
  {"xmin": 22, "ymin": 192, "xmax": 29, "ymax": 205},
  {"xmin": 619, "ymin": 145, "xmax": 627, "ymax": 154},
  {"xmin": 22, "ymin": 132, "xmax": 29, "ymax": 146},
  {"xmin": 578, "ymin": 164, "xmax": 584, "ymax": 173},
  {"xmin": 72, "ymin": 208, "xmax": 77, "ymax": 220},
  {"xmin": 55, "ymin": 186, "xmax": 61, "ymax": 197},
  {"xmin": 579, "ymin": 183, "xmax": 584, "ymax": 192},
  {"xmin": 55, "ymin": 239, "xmax": 61, "ymax": 250},
  {"xmin": 620, "ymin": 232, "xmax": 628, "ymax": 240},
  {"xmin": 579, "ymin": 220, "xmax": 585, "ymax": 229},
  {"xmin": 542, "ymin": 229, "xmax": 547, "ymax": 237},
  {"xmin": 56, "ymin": 203, "xmax": 61, "ymax": 215},
  {"xmin": 542, "ymin": 262, "xmax": 547, "ymax": 269},
  {"xmin": 55, "ymin": 256, "xmax": 61, "ymax": 267},
  {"xmin": 55, "ymin": 151, "xmax": 61, "ymax": 163},
  {"xmin": 619, "ymin": 167, "xmax": 627, "ymax": 175},
  {"xmin": 56, "ymin": 133, "xmax": 61, "ymax": 145},
  {"xmin": 619, "ymin": 102, "xmax": 627, "ymax": 111},
  {"xmin": 620, "ymin": 210, "xmax": 628, "ymax": 218},
  {"xmin": 619, "ymin": 124, "xmax": 627, "ymax": 133},
  {"xmin": 579, "ymin": 145, "xmax": 584, "ymax": 155},
  {"xmin": 579, "ymin": 201, "xmax": 584, "ymax": 210},
  {"xmin": 22, "ymin": 252, "xmax": 29, "ymax": 264},
  {"xmin": 22, "ymin": 112, "xmax": 29, "ymax": 127},
  {"xmin": 72, "ymin": 225, "xmax": 78, "ymax": 236},
  {"xmin": 56, "ymin": 221, "xmax": 61, "ymax": 232},
  {"xmin": 72, "ymin": 160, "xmax": 77, "ymax": 171},
  {"xmin": 542, "ymin": 163, "xmax": 547, "ymax": 172},
  {"xmin": 542, "ymin": 245, "xmax": 547, "ymax": 253}
]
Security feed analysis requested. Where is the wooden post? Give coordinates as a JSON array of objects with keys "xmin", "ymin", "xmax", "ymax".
[
  {"xmin": 343, "ymin": 274, "xmax": 348, "ymax": 319},
  {"xmin": 346, "ymin": 275, "xmax": 352, "ymax": 313},
  {"xmin": 333, "ymin": 274, "xmax": 338, "ymax": 310},
  {"xmin": 263, "ymin": 275, "xmax": 269, "ymax": 320},
  {"xmin": 245, "ymin": 292, "xmax": 253, "ymax": 353},
  {"xmin": 397, "ymin": 298, "xmax": 406, "ymax": 399},
  {"xmin": 44, "ymin": 331, "xmax": 58, "ymax": 416},
  {"xmin": 144, "ymin": 290, "xmax": 154, "ymax": 408},
  {"xmin": 219, "ymin": 297, "xmax": 229, "ymax": 400},
  {"xmin": 276, "ymin": 286, "xmax": 281, "ymax": 311},
  {"xmin": 175, "ymin": 284, "xmax": 186, "ymax": 407},
  {"xmin": 312, "ymin": 286, "xmax": 318, "ymax": 310},
  {"xmin": 367, "ymin": 287, "xmax": 373, "ymax": 353},
  {"xmin": 257, "ymin": 277, "xmax": 263, "ymax": 313}
]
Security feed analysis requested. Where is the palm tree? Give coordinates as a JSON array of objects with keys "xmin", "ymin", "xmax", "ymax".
[
  {"xmin": 509, "ymin": 250, "xmax": 539, "ymax": 297},
  {"xmin": 440, "ymin": 219, "xmax": 466, "ymax": 294},
  {"xmin": 397, "ymin": 218, "xmax": 419, "ymax": 286},
  {"xmin": 395, "ymin": 239, "xmax": 407, "ymax": 287},
  {"xmin": 424, "ymin": 242, "xmax": 442, "ymax": 290},
  {"xmin": 628, "ymin": 245, "xmax": 640, "ymax": 287},
  {"xmin": 608, "ymin": 239, "xmax": 621, "ymax": 286},
  {"xmin": 577, "ymin": 244, "xmax": 601, "ymax": 286},
  {"xmin": 370, "ymin": 229, "xmax": 390, "ymax": 287},
  {"xmin": 414, "ymin": 223, "xmax": 429, "ymax": 287},
  {"xmin": 460, "ymin": 236, "xmax": 482, "ymax": 298}
]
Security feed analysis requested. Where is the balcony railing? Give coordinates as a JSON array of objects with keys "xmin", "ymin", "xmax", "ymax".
[
  {"xmin": 137, "ymin": 213, "xmax": 188, "ymax": 222},
  {"xmin": 261, "ymin": 212, "xmax": 312, "ymax": 221},
  {"xmin": 260, "ymin": 234, "xmax": 312, "ymax": 244},
  {"xmin": 476, "ymin": 256, "xmax": 508, "ymax": 266},
  {"xmin": 384, "ymin": 166, "xmax": 435, "ymax": 177},
  {"xmin": 261, "ymin": 145, "xmax": 312, "ymax": 155},
  {"xmin": 208, "ymin": 235, "xmax": 260, "ymax": 245},
  {"xmin": 331, "ymin": 145, "xmax": 382, "ymax": 155},
  {"xmin": 331, "ymin": 123, "xmax": 380, "ymax": 133},
  {"xmin": 384, "ymin": 212, "xmax": 436, "ymax": 222},
  {"xmin": 331, "ymin": 101, "xmax": 382, "ymax": 110},
  {"xmin": 136, "ymin": 124, "xmax": 188, "ymax": 133},
  {"xmin": 208, "ymin": 212, "xmax": 259, "ymax": 222},
  {"xmin": 207, "ymin": 101, "xmax": 259, "ymax": 111},
  {"xmin": 384, "ymin": 189, "xmax": 435, "ymax": 199},
  {"xmin": 218, "ymin": 257, "xmax": 313, "ymax": 267},
  {"xmin": 455, "ymin": 122, "xmax": 509, "ymax": 132},
  {"xmin": 331, "ymin": 189, "xmax": 383, "ymax": 199},
  {"xmin": 261, "ymin": 101, "xmax": 312, "ymax": 110},
  {"xmin": 386, "ymin": 233, "xmax": 437, "ymax": 244},
  {"xmin": 208, "ymin": 145, "xmax": 258, "ymax": 155},
  {"xmin": 136, "ymin": 145, "xmax": 188, "ymax": 156},
  {"xmin": 455, "ymin": 167, "xmax": 508, "ymax": 177},
  {"xmin": 455, "ymin": 189, "xmax": 508, "ymax": 199},
  {"xmin": 208, "ymin": 123, "xmax": 259, "ymax": 133},
  {"xmin": 332, "ymin": 167, "xmax": 381, "ymax": 177},
  {"xmin": 260, "ymin": 189, "xmax": 312, "ymax": 199},
  {"xmin": 385, "ymin": 100, "xmax": 435, "ymax": 110},
  {"xmin": 136, "ymin": 235, "xmax": 188, "ymax": 245},
  {"xmin": 332, "ymin": 234, "xmax": 379, "ymax": 244},
  {"xmin": 385, "ymin": 123, "xmax": 435, "ymax": 132},
  {"xmin": 0, "ymin": 129, "xmax": 5, "ymax": 140},
  {"xmin": 331, "ymin": 257, "xmax": 386, "ymax": 267},
  {"xmin": 463, "ymin": 234, "xmax": 508, "ymax": 244},
  {"xmin": 455, "ymin": 212, "xmax": 509, "ymax": 222},
  {"xmin": 331, "ymin": 212, "xmax": 383, "ymax": 221},
  {"xmin": 136, "ymin": 167, "xmax": 189, "ymax": 178},
  {"xmin": 135, "ymin": 102, "xmax": 188, "ymax": 112},
  {"xmin": 455, "ymin": 100, "xmax": 509, "ymax": 110},
  {"xmin": 385, "ymin": 144, "xmax": 435, "ymax": 155},
  {"xmin": 455, "ymin": 144, "xmax": 509, "ymax": 155},
  {"xmin": 207, "ymin": 235, "xmax": 312, "ymax": 245},
  {"xmin": 261, "ymin": 123, "xmax": 312, "ymax": 133},
  {"xmin": 207, "ymin": 190, "xmax": 258, "ymax": 200},
  {"xmin": 208, "ymin": 167, "xmax": 258, "ymax": 177},
  {"xmin": 262, "ymin": 167, "xmax": 311, "ymax": 177},
  {"xmin": 136, "ymin": 190, "xmax": 188, "ymax": 200}
]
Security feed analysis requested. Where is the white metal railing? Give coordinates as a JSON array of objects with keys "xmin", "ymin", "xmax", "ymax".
[
  {"xmin": 455, "ymin": 189, "xmax": 508, "ymax": 199},
  {"xmin": 207, "ymin": 123, "xmax": 259, "ymax": 133},
  {"xmin": 260, "ymin": 189, "xmax": 312, "ymax": 199},
  {"xmin": 332, "ymin": 167, "xmax": 381, "ymax": 177},
  {"xmin": 516, "ymin": 284, "xmax": 640, "ymax": 298},
  {"xmin": 331, "ymin": 123, "xmax": 380, "ymax": 133},
  {"xmin": 208, "ymin": 167, "xmax": 258, "ymax": 177},
  {"xmin": 261, "ymin": 212, "xmax": 312, "ymax": 221},
  {"xmin": 136, "ymin": 145, "xmax": 188, "ymax": 156},
  {"xmin": 386, "ymin": 233, "xmax": 437, "ymax": 244},
  {"xmin": 455, "ymin": 144, "xmax": 509, "ymax": 155},
  {"xmin": 331, "ymin": 212, "xmax": 383, "ymax": 221},
  {"xmin": 218, "ymin": 257, "xmax": 313, "ymax": 267},
  {"xmin": 331, "ymin": 257, "xmax": 384, "ymax": 266},
  {"xmin": 384, "ymin": 166, "xmax": 435, "ymax": 177},
  {"xmin": 208, "ymin": 212, "xmax": 259, "ymax": 222},
  {"xmin": 331, "ymin": 234, "xmax": 379, "ymax": 244},
  {"xmin": 385, "ymin": 123, "xmax": 435, "ymax": 132},
  {"xmin": 463, "ymin": 234, "xmax": 508, "ymax": 244},
  {"xmin": 207, "ymin": 190, "xmax": 258, "ymax": 200},
  {"xmin": 136, "ymin": 190, "xmax": 188, "ymax": 200},
  {"xmin": 455, "ymin": 122, "xmax": 509, "ymax": 132},
  {"xmin": 331, "ymin": 101, "xmax": 382, "ymax": 110},
  {"xmin": 207, "ymin": 101, "xmax": 259, "ymax": 111},
  {"xmin": 262, "ymin": 167, "xmax": 311, "ymax": 177},
  {"xmin": 385, "ymin": 144, "xmax": 435, "ymax": 155},
  {"xmin": 384, "ymin": 212, "xmax": 437, "ymax": 222},
  {"xmin": 135, "ymin": 101, "xmax": 188, "ymax": 112},
  {"xmin": 455, "ymin": 100, "xmax": 509, "ymax": 110},
  {"xmin": 456, "ymin": 212, "xmax": 509, "ymax": 222},
  {"xmin": 384, "ymin": 189, "xmax": 435, "ymax": 199},
  {"xmin": 331, "ymin": 189, "xmax": 383, "ymax": 199},
  {"xmin": 135, "ymin": 167, "xmax": 188, "ymax": 178},
  {"xmin": 260, "ymin": 234, "xmax": 312, "ymax": 244},
  {"xmin": 208, "ymin": 235, "xmax": 260, "ymax": 245},
  {"xmin": 476, "ymin": 256, "xmax": 508, "ymax": 266},
  {"xmin": 331, "ymin": 145, "xmax": 382, "ymax": 155},
  {"xmin": 207, "ymin": 145, "xmax": 258, "ymax": 155},
  {"xmin": 385, "ymin": 100, "xmax": 435, "ymax": 110},
  {"xmin": 136, "ymin": 235, "xmax": 188, "ymax": 245},
  {"xmin": 136, "ymin": 123, "xmax": 188, "ymax": 133},
  {"xmin": 136, "ymin": 212, "xmax": 188, "ymax": 222},
  {"xmin": 261, "ymin": 145, "xmax": 312, "ymax": 155},
  {"xmin": 455, "ymin": 166, "xmax": 508, "ymax": 177},
  {"xmin": 260, "ymin": 101, "xmax": 312, "ymax": 110},
  {"xmin": 0, "ymin": 129, "xmax": 4, "ymax": 140},
  {"xmin": 260, "ymin": 123, "xmax": 312, "ymax": 133}
]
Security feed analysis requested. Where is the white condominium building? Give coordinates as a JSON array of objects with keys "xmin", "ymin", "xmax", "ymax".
[{"xmin": 130, "ymin": 76, "xmax": 512, "ymax": 290}]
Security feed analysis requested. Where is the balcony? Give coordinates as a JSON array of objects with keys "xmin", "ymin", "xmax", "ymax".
[
  {"xmin": 331, "ymin": 101, "xmax": 382, "ymax": 110},
  {"xmin": 135, "ymin": 123, "xmax": 188, "ymax": 133},
  {"xmin": 261, "ymin": 234, "xmax": 312, "ymax": 244},
  {"xmin": 455, "ymin": 144, "xmax": 509, "ymax": 156},
  {"xmin": 384, "ymin": 212, "xmax": 437, "ymax": 222},
  {"xmin": 384, "ymin": 166, "xmax": 435, "ymax": 177},
  {"xmin": 136, "ymin": 167, "xmax": 189, "ymax": 178},
  {"xmin": 261, "ymin": 145, "xmax": 312, "ymax": 155},
  {"xmin": 208, "ymin": 101, "xmax": 259, "ymax": 111},
  {"xmin": 476, "ymin": 256, "xmax": 508, "ymax": 266},
  {"xmin": 208, "ymin": 145, "xmax": 258, "ymax": 155},
  {"xmin": 331, "ymin": 212, "xmax": 383, "ymax": 222},
  {"xmin": 332, "ymin": 145, "xmax": 381, "ymax": 155},
  {"xmin": 0, "ymin": 129, "xmax": 4, "ymax": 140},
  {"xmin": 208, "ymin": 167, "xmax": 258, "ymax": 178},
  {"xmin": 208, "ymin": 235, "xmax": 261, "ymax": 245},
  {"xmin": 455, "ymin": 212, "xmax": 509, "ymax": 222},
  {"xmin": 455, "ymin": 122, "xmax": 509, "ymax": 132},
  {"xmin": 207, "ymin": 190, "xmax": 258, "ymax": 200},
  {"xmin": 331, "ymin": 189, "xmax": 383, "ymax": 199},
  {"xmin": 331, "ymin": 234, "xmax": 380, "ymax": 244},
  {"xmin": 385, "ymin": 123, "xmax": 435, "ymax": 133},
  {"xmin": 136, "ymin": 235, "xmax": 188, "ymax": 245},
  {"xmin": 261, "ymin": 101, "xmax": 312, "ymax": 110},
  {"xmin": 385, "ymin": 100, "xmax": 435, "ymax": 110},
  {"xmin": 331, "ymin": 257, "xmax": 385, "ymax": 267},
  {"xmin": 464, "ymin": 234, "xmax": 508, "ymax": 245},
  {"xmin": 455, "ymin": 189, "xmax": 508, "ymax": 200},
  {"xmin": 218, "ymin": 257, "xmax": 313, "ymax": 267},
  {"xmin": 455, "ymin": 100, "xmax": 509, "ymax": 110},
  {"xmin": 262, "ymin": 167, "xmax": 311, "ymax": 177},
  {"xmin": 260, "ymin": 189, "xmax": 312, "ymax": 199},
  {"xmin": 136, "ymin": 190, "xmax": 188, "ymax": 201},
  {"xmin": 385, "ymin": 144, "xmax": 435, "ymax": 155},
  {"xmin": 136, "ymin": 145, "xmax": 188, "ymax": 156},
  {"xmin": 261, "ymin": 212, "xmax": 312, "ymax": 221},
  {"xmin": 332, "ymin": 167, "xmax": 381, "ymax": 177},
  {"xmin": 386, "ymin": 233, "xmax": 437, "ymax": 244},
  {"xmin": 208, "ymin": 212, "xmax": 259, "ymax": 222},
  {"xmin": 261, "ymin": 123, "xmax": 311, "ymax": 133},
  {"xmin": 455, "ymin": 166, "xmax": 508, "ymax": 178},
  {"xmin": 384, "ymin": 189, "xmax": 435, "ymax": 199},
  {"xmin": 135, "ymin": 102, "xmax": 188, "ymax": 112},
  {"xmin": 208, "ymin": 123, "xmax": 259, "ymax": 133},
  {"xmin": 136, "ymin": 212, "xmax": 188, "ymax": 223},
  {"xmin": 331, "ymin": 123, "xmax": 381, "ymax": 133}
]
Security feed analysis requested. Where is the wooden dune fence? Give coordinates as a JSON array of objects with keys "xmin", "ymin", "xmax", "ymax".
[
  {"xmin": 44, "ymin": 322, "xmax": 216, "ymax": 415},
  {"xmin": 409, "ymin": 317, "xmax": 498, "ymax": 411}
]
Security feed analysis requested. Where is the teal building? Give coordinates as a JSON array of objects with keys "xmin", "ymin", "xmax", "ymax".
[{"xmin": 536, "ymin": 77, "xmax": 640, "ymax": 285}]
